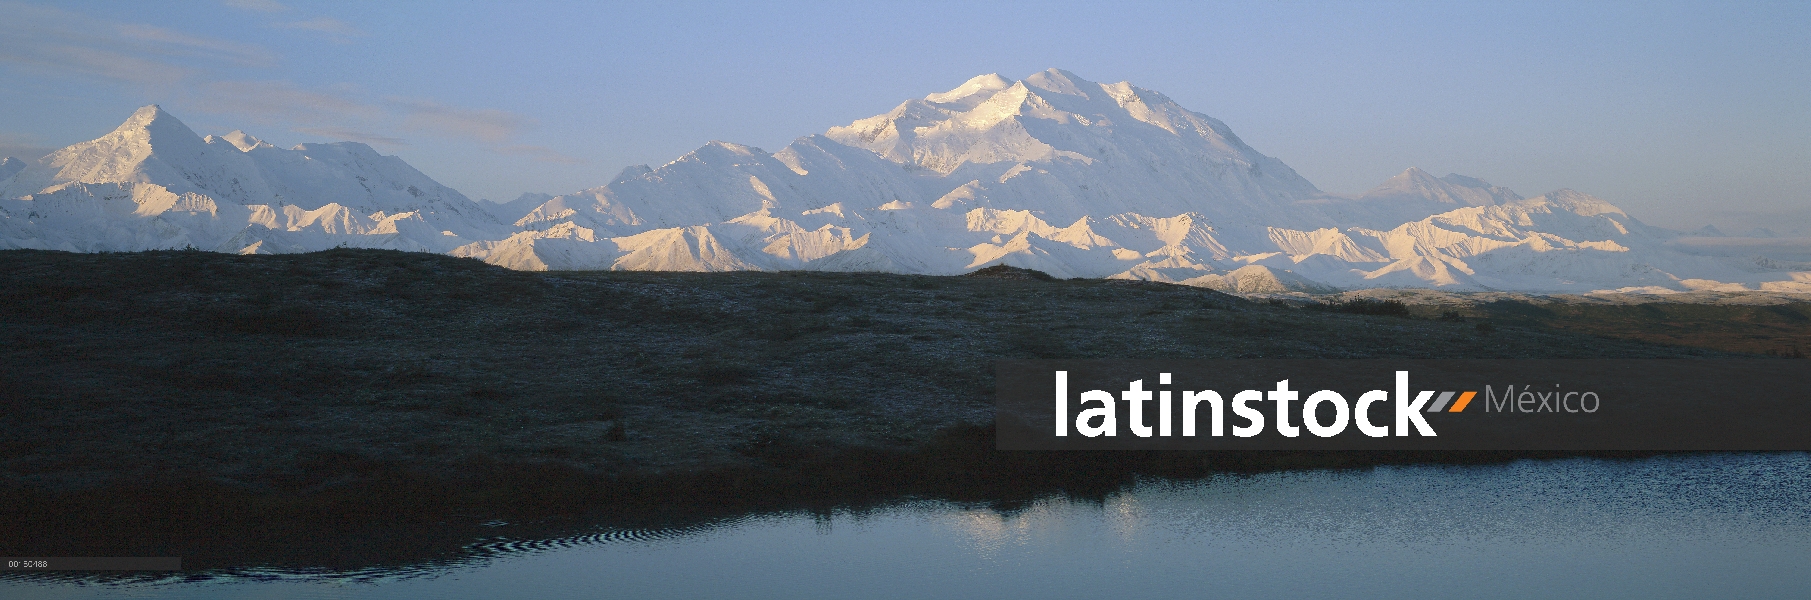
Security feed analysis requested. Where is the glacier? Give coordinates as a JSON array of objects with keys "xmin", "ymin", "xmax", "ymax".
[{"xmin": 3, "ymin": 69, "xmax": 1807, "ymax": 295}]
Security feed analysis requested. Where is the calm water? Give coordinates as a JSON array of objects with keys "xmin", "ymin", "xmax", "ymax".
[{"xmin": 10, "ymin": 453, "xmax": 1811, "ymax": 599}]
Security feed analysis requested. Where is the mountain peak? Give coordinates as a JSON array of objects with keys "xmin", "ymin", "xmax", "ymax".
[
  {"xmin": 924, "ymin": 73, "xmax": 1012, "ymax": 107},
  {"xmin": 1538, "ymin": 188, "xmax": 1628, "ymax": 218},
  {"xmin": 1363, "ymin": 167, "xmax": 1442, "ymax": 195},
  {"xmin": 215, "ymin": 130, "xmax": 273, "ymax": 152},
  {"xmin": 28, "ymin": 104, "xmax": 209, "ymax": 187},
  {"xmin": 93, "ymin": 104, "xmax": 208, "ymax": 158},
  {"xmin": 1023, "ymin": 68, "xmax": 1093, "ymax": 98},
  {"xmin": 122, "ymin": 104, "xmax": 170, "ymax": 124},
  {"xmin": 822, "ymin": 69, "xmax": 1323, "ymax": 206},
  {"xmin": 115, "ymin": 104, "xmax": 197, "ymax": 139},
  {"xmin": 1388, "ymin": 167, "xmax": 1437, "ymax": 182},
  {"xmin": 1361, "ymin": 167, "xmax": 1520, "ymax": 207},
  {"xmin": 700, "ymin": 140, "xmax": 766, "ymax": 156}
]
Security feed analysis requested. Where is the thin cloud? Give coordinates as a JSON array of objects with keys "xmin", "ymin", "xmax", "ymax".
[
  {"xmin": 0, "ymin": 3, "xmax": 551, "ymax": 170},
  {"xmin": 494, "ymin": 145, "xmax": 588, "ymax": 166},
  {"xmin": 0, "ymin": 43, "xmax": 191, "ymax": 85},
  {"xmin": 114, "ymin": 23, "xmax": 276, "ymax": 67},
  {"xmin": 388, "ymin": 97, "xmax": 533, "ymax": 144},
  {"xmin": 195, "ymin": 83, "xmax": 539, "ymax": 152},
  {"xmin": 293, "ymin": 126, "xmax": 406, "ymax": 147},
  {"xmin": 0, "ymin": 3, "xmax": 275, "ymax": 83},
  {"xmin": 196, "ymin": 80, "xmax": 383, "ymax": 125},
  {"xmin": 222, "ymin": 0, "xmax": 287, "ymax": 12},
  {"xmin": 277, "ymin": 17, "xmax": 367, "ymax": 42}
]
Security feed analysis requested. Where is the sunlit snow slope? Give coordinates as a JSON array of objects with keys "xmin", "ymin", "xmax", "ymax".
[
  {"xmin": 4, "ymin": 71, "xmax": 1807, "ymax": 294},
  {"xmin": 0, "ymin": 106, "xmax": 505, "ymax": 255}
]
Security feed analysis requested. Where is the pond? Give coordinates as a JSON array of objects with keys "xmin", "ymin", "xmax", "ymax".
[{"xmin": 9, "ymin": 453, "xmax": 1810, "ymax": 599}]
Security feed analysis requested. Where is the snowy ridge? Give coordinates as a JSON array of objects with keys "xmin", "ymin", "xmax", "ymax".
[
  {"xmin": 3, "ymin": 73, "xmax": 1808, "ymax": 294},
  {"xmin": 0, "ymin": 105, "xmax": 504, "ymax": 255},
  {"xmin": 0, "ymin": 157, "xmax": 25, "ymax": 182}
]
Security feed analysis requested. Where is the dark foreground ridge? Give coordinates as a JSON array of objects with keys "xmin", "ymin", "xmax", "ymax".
[{"xmin": 0, "ymin": 249, "xmax": 1790, "ymax": 573}]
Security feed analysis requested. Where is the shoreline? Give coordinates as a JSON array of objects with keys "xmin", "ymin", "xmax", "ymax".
[{"xmin": 4, "ymin": 424, "xmax": 1713, "ymax": 573}]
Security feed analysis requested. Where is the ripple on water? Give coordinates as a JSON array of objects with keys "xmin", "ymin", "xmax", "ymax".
[{"xmin": 5, "ymin": 453, "xmax": 1809, "ymax": 599}]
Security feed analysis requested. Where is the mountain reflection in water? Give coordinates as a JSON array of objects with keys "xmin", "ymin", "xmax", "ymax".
[{"xmin": 8, "ymin": 453, "xmax": 1809, "ymax": 599}]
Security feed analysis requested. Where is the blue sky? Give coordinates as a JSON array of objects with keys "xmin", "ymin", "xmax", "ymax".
[{"xmin": 2, "ymin": 1, "xmax": 1806, "ymax": 231}]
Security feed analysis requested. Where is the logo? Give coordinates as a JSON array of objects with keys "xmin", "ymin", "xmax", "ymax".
[
  {"xmin": 1055, "ymin": 370, "xmax": 1494, "ymax": 438},
  {"xmin": 995, "ymin": 359, "xmax": 1811, "ymax": 451}
]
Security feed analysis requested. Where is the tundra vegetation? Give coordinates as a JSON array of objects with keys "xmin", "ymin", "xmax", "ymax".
[{"xmin": 0, "ymin": 249, "xmax": 1801, "ymax": 573}]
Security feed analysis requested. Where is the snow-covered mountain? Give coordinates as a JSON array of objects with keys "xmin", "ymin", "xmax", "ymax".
[
  {"xmin": 1316, "ymin": 167, "xmax": 1524, "ymax": 229},
  {"xmin": 0, "ymin": 157, "xmax": 25, "ymax": 182},
  {"xmin": 0, "ymin": 105, "xmax": 505, "ymax": 255},
  {"xmin": 4, "ymin": 72, "xmax": 1808, "ymax": 294}
]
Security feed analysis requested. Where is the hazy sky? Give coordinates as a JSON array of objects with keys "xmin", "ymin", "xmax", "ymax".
[{"xmin": 2, "ymin": 1, "xmax": 1806, "ymax": 231}]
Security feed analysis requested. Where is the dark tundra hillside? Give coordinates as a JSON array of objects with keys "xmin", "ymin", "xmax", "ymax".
[{"xmin": 0, "ymin": 248, "xmax": 1749, "ymax": 571}]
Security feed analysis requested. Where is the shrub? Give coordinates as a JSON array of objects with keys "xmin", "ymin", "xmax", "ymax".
[
  {"xmin": 1310, "ymin": 298, "xmax": 1412, "ymax": 317},
  {"xmin": 964, "ymin": 265, "xmax": 1055, "ymax": 281}
]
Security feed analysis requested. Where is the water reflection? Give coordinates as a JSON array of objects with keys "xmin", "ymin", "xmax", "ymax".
[{"xmin": 8, "ymin": 453, "xmax": 1810, "ymax": 599}]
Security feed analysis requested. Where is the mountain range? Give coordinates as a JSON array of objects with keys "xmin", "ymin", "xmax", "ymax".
[{"xmin": 3, "ymin": 69, "xmax": 1807, "ymax": 294}]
